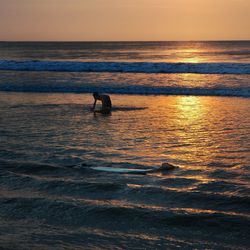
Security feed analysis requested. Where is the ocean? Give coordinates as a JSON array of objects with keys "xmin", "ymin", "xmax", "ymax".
[{"xmin": 0, "ymin": 41, "xmax": 249, "ymax": 249}]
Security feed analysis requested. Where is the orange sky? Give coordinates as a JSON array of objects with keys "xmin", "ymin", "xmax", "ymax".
[{"xmin": 0, "ymin": 0, "xmax": 249, "ymax": 41}]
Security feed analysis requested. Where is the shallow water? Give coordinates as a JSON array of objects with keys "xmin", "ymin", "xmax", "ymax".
[{"xmin": 0, "ymin": 92, "xmax": 249, "ymax": 249}]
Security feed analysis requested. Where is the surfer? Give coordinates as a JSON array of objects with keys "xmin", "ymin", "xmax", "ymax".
[{"xmin": 92, "ymin": 92, "xmax": 112, "ymax": 114}]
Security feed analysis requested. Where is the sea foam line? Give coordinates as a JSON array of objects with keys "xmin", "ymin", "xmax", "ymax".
[{"xmin": 0, "ymin": 60, "xmax": 250, "ymax": 74}]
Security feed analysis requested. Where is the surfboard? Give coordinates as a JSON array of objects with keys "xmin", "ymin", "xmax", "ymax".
[
  {"xmin": 90, "ymin": 166, "xmax": 155, "ymax": 174},
  {"xmin": 90, "ymin": 163, "xmax": 177, "ymax": 174}
]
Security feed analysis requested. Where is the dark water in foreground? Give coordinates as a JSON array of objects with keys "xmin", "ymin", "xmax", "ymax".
[{"xmin": 0, "ymin": 93, "xmax": 249, "ymax": 249}]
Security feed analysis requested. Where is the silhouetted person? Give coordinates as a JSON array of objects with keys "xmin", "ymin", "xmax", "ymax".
[{"xmin": 92, "ymin": 92, "xmax": 112, "ymax": 114}]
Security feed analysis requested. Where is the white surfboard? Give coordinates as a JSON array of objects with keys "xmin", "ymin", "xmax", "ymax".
[
  {"xmin": 91, "ymin": 166, "xmax": 155, "ymax": 174},
  {"xmin": 90, "ymin": 163, "xmax": 176, "ymax": 174}
]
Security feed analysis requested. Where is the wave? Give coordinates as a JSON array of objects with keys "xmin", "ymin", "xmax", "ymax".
[
  {"xmin": 1, "ymin": 83, "xmax": 250, "ymax": 97},
  {"xmin": 1, "ymin": 196, "xmax": 249, "ymax": 231},
  {"xmin": 0, "ymin": 60, "xmax": 250, "ymax": 74}
]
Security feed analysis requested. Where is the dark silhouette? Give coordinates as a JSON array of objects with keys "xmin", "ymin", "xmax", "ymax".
[{"xmin": 92, "ymin": 92, "xmax": 112, "ymax": 114}]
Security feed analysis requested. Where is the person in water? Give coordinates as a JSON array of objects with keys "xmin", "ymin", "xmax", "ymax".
[{"xmin": 92, "ymin": 92, "xmax": 112, "ymax": 114}]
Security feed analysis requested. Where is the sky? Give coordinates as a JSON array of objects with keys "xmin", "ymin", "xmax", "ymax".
[{"xmin": 0, "ymin": 0, "xmax": 249, "ymax": 41}]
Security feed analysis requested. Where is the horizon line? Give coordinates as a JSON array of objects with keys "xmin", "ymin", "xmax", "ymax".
[{"xmin": 0, "ymin": 39, "xmax": 250, "ymax": 43}]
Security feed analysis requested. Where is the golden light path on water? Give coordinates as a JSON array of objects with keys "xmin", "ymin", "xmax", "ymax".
[
  {"xmin": 108, "ymin": 93, "xmax": 249, "ymax": 191},
  {"xmin": 160, "ymin": 44, "xmax": 215, "ymax": 63},
  {"xmin": 175, "ymin": 48, "xmax": 203, "ymax": 63}
]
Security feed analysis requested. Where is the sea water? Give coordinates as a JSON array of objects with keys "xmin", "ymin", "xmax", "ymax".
[{"xmin": 0, "ymin": 41, "xmax": 249, "ymax": 249}]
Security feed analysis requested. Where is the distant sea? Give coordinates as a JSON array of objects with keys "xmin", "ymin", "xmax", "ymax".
[
  {"xmin": 0, "ymin": 41, "xmax": 249, "ymax": 249},
  {"xmin": 0, "ymin": 41, "xmax": 250, "ymax": 96}
]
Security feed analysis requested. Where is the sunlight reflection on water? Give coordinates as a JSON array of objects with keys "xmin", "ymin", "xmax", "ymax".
[{"xmin": 0, "ymin": 93, "xmax": 249, "ymax": 182}]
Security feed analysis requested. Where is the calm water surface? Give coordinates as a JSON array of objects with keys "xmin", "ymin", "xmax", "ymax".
[{"xmin": 0, "ymin": 92, "xmax": 249, "ymax": 249}]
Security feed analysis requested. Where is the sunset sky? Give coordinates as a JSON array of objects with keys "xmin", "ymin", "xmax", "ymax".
[{"xmin": 0, "ymin": 0, "xmax": 249, "ymax": 41}]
